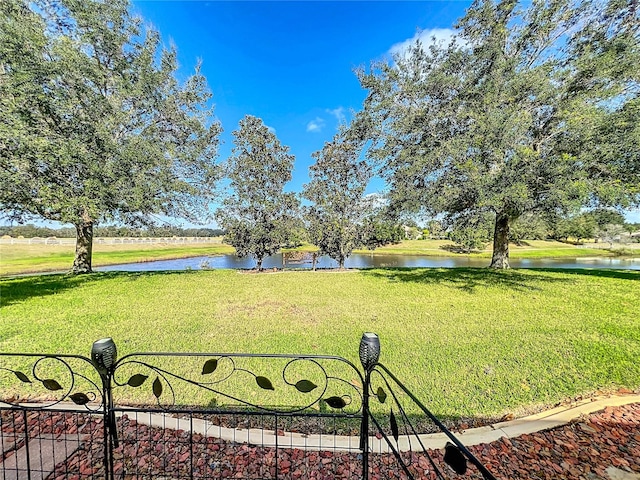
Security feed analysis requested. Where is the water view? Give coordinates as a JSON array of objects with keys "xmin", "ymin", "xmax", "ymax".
[{"xmin": 96, "ymin": 252, "xmax": 640, "ymax": 272}]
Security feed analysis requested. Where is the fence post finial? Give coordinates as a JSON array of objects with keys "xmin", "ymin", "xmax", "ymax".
[
  {"xmin": 91, "ymin": 338, "xmax": 117, "ymax": 377},
  {"xmin": 91, "ymin": 338, "xmax": 118, "ymax": 478},
  {"xmin": 359, "ymin": 332, "xmax": 379, "ymax": 480},
  {"xmin": 359, "ymin": 332, "xmax": 380, "ymax": 372}
]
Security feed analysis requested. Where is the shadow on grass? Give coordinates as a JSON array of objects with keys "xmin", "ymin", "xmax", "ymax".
[
  {"xmin": 529, "ymin": 267, "xmax": 640, "ymax": 281},
  {"xmin": 359, "ymin": 267, "xmax": 568, "ymax": 292},
  {"xmin": 360, "ymin": 267, "xmax": 639, "ymax": 292},
  {"xmin": 0, "ymin": 270, "xmax": 200, "ymax": 308}
]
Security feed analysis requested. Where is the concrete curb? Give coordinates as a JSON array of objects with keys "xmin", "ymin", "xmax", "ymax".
[
  {"xmin": 3, "ymin": 394, "xmax": 639, "ymax": 452},
  {"xmin": 448, "ymin": 394, "xmax": 640, "ymax": 449}
]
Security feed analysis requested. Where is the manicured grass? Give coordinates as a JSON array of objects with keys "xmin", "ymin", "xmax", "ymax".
[
  {"xmin": 0, "ymin": 241, "xmax": 234, "ymax": 276},
  {"xmin": 1, "ymin": 268, "xmax": 638, "ymax": 421}
]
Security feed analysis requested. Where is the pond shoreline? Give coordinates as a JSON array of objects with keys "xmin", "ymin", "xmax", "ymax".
[
  {"xmin": 94, "ymin": 252, "xmax": 640, "ymax": 273},
  {"xmin": 3, "ymin": 240, "xmax": 639, "ymax": 277}
]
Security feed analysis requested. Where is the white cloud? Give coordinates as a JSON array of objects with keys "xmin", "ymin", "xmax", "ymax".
[
  {"xmin": 267, "ymin": 125, "xmax": 276, "ymax": 135},
  {"xmin": 306, "ymin": 117, "xmax": 325, "ymax": 133},
  {"xmin": 389, "ymin": 28, "xmax": 458, "ymax": 59},
  {"xmin": 326, "ymin": 107, "xmax": 346, "ymax": 126}
]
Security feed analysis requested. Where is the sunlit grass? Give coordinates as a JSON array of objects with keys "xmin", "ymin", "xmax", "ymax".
[
  {"xmin": 1, "ymin": 268, "xmax": 638, "ymax": 421},
  {"xmin": 0, "ymin": 241, "xmax": 234, "ymax": 275}
]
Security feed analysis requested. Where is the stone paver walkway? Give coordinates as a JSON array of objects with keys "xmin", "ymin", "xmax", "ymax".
[{"xmin": 1, "ymin": 434, "xmax": 81, "ymax": 480}]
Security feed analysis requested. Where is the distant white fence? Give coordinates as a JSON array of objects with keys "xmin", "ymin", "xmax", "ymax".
[{"xmin": 0, "ymin": 236, "xmax": 222, "ymax": 246}]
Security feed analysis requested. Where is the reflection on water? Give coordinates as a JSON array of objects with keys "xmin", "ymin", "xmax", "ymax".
[{"xmin": 96, "ymin": 252, "xmax": 640, "ymax": 272}]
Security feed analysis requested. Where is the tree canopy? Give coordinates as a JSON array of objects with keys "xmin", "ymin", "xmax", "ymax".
[
  {"xmin": 216, "ymin": 115, "xmax": 298, "ymax": 270},
  {"xmin": 303, "ymin": 136, "xmax": 372, "ymax": 268},
  {"xmin": 351, "ymin": 0, "xmax": 640, "ymax": 268},
  {"xmin": 0, "ymin": 0, "xmax": 220, "ymax": 273}
]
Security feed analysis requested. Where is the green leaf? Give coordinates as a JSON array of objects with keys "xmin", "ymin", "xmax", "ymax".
[
  {"xmin": 256, "ymin": 376, "xmax": 274, "ymax": 390},
  {"xmin": 152, "ymin": 377, "xmax": 163, "ymax": 399},
  {"xmin": 295, "ymin": 380, "xmax": 317, "ymax": 393},
  {"xmin": 42, "ymin": 379, "xmax": 62, "ymax": 391},
  {"xmin": 376, "ymin": 387, "xmax": 387, "ymax": 404},
  {"xmin": 201, "ymin": 359, "xmax": 218, "ymax": 375},
  {"xmin": 127, "ymin": 374, "xmax": 148, "ymax": 387},
  {"xmin": 444, "ymin": 442, "xmax": 468, "ymax": 475},
  {"xmin": 13, "ymin": 371, "xmax": 31, "ymax": 383},
  {"xmin": 390, "ymin": 409, "xmax": 399, "ymax": 442},
  {"xmin": 69, "ymin": 393, "xmax": 90, "ymax": 405},
  {"xmin": 324, "ymin": 396, "xmax": 347, "ymax": 409}
]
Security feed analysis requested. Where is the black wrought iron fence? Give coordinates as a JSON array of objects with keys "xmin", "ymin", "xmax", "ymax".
[{"xmin": 0, "ymin": 334, "xmax": 497, "ymax": 480}]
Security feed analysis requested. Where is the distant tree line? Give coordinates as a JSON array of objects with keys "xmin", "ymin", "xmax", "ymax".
[{"xmin": 0, "ymin": 224, "xmax": 224, "ymax": 238}]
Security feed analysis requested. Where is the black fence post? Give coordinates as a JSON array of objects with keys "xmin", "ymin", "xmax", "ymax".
[
  {"xmin": 92, "ymin": 338, "xmax": 118, "ymax": 480},
  {"xmin": 359, "ymin": 333, "xmax": 380, "ymax": 480}
]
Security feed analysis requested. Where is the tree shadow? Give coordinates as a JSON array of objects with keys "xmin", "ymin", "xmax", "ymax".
[
  {"xmin": 438, "ymin": 244, "xmax": 481, "ymax": 254},
  {"xmin": 528, "ymin": 267, "xmax": 640, "ymax": 281},
  {"xmin": 359, "ymin": 267, "xmax": 569, "ymax": 293},
  {"xmin": 0, "ymin": 271, "xmax": 199, "ymax": 308}
]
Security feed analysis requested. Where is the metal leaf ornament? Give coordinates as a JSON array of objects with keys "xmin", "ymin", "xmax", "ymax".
[
  {"xmin": 127, "ymin": 374, "xmax": 148, "ymax": 387},
  {"xmin": 42, "ymin": 379, "xmax": 62, "ymax": 391},
  {"xmin": 376, "ymin": 387, "xmax": 387, "ymax": 403},
  {"xmin": 324, "ymin": 396, "xmax": 347, "ymax": 409},
  {"xmin": 201, "ymin": 359, "xmax": 218, "ymax": 375},
  {"xmin": 444, "ymin": 442, "xmax": 468, "ymax": 475},
  {"xmin": 70, "ymin": 393, "xmax": 90, "ymax": 405},
  {"xmin": 390, "ymin": 409, "xmax": 399, "ymax": 442},
  {"xmin": 295, "ymin": 380, "xmax": 317, "ymax": 393},
  {"xmin": 152, "ymin": 377, "xmax": 163, "ymax": 398},
  {"xmin": 256, "ymin": 376, "xmax": 274, "ymax": 390},
  {"xmin": 13, "ymin": 371, "xmax": 31, "ymax": 383}
]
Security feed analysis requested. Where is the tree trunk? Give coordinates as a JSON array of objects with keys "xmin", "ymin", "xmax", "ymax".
[
  {"xmin": 490, "ymin": 214, "xmax": 510, "ymax": 269},
  {"xmin": 73, "ymin": 219, "xmax": 94, "ymax": 274},
  {"xmin": 338, "ymin": 256, "xmax": 345, "ymax": 270},
  {"xmin": 256, "ymin": 257, "xmax": 263, "ymax": 271}
]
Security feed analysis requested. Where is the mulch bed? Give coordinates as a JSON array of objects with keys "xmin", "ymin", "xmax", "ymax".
[
  {"xmin": 471, "ymin": 403, "xmax": 640, "ymax": 479},
  {"xmin": 1, "ymin": 403, "xmax": 638, "ymax": 479}
]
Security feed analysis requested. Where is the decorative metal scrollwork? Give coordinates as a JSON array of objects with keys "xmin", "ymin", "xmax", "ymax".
[
  {"xmin": 0, "ymin": 354, "xmax": 103, "ymax": 410},
  {"xmin": 111, "ymin": 353, "xmax": 363, "ymax": 414},
  {"xmin": 367, "ymin": 363, "xmax": 497, "ymax": 480}
]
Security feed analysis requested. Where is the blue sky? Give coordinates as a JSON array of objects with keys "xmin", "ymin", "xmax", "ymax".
[
  {"xmin": 130, "ymin": 0, "xmax": 640, "ymax": 225},
  {"xmin": 13, "ymin": 0, "xmax": 639, "ymax": 227},
  {"xmin": 131, "ymin": 1, "xmax": 470, "ymax": 199}
]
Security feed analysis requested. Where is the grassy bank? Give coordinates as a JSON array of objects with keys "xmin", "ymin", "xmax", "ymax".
[
  {"xmin": 0, "ymin": 241, "xmax": 235, "ymax": 276},
  {"xmin": 1, "ymin": 268, "xmax": 638, "ymax": 421},
  {"xmin": 353, "ymin": 239, "xmax": 620, "ymax": 258}
]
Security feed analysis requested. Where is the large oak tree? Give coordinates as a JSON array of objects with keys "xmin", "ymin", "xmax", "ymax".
[
  {"xmin": 0, "ymin": 0, "xmax": 221, "ymax": 273},
  {"xmin": 352, "ymin": 0, "xmax": 639, "ymax": 268}
]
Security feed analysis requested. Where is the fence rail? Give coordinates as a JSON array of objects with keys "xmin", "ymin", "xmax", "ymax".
[{"xmin": 1, "ymin": 335, "xmax": 497, "ymax": 479}]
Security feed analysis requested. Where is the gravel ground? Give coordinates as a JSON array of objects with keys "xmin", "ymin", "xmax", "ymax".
[{"xmin": 1, "ymin": 403, "xmax": 638, "ymax": 479}]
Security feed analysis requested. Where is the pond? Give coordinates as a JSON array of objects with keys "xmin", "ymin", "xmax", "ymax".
[{"xmin": 96, "ymin": 252, "xmax": 640, "ymax": 271}]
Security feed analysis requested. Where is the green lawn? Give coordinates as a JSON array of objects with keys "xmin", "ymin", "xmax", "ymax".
[
  {"xmin": 0, "ymin": 241, "xmax": 235, "ymax": 276},
  {"xmin": 1, "ymin": 268, "xmax": 638, "ymax": 422}
]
